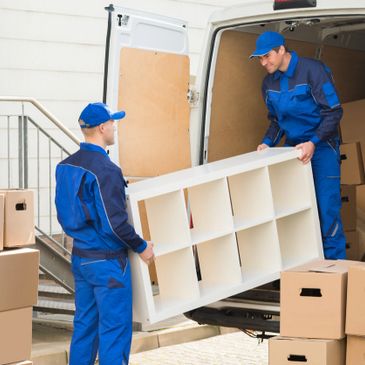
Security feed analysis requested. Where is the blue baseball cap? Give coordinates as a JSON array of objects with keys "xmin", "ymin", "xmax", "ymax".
[
  {"xmin": 78, "ymin": 102, "xmax": 126, "ymax": 128},
  {"xmin": 249, "ymin": 31, "xmax": 285, "ymax": 59}
]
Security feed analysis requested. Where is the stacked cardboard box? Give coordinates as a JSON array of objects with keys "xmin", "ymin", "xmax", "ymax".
[
  {"xmin": 0, "ymin": 190, "xmax": 38, "ymax": 365},
  {"xmin": 341, "ymin": 99, "xmax": 365, "ymax": 260},
  {"xmin": 341, "ymin": 184, "xmax": 360, "ymax": 260},
  {"xmin": 269, "ymin": 260, "xmax": 354, "ymax": 364},
  {"xmin": 340, "ymin": 143, "xmax": 364, "ymax": 260},
  {"xmin": 345, "ymin": 263, "xmax": 365, "ymax": 364},
  {"xmin": 0, "ymin": 190, "xmax": 35, "ymax": 250}
]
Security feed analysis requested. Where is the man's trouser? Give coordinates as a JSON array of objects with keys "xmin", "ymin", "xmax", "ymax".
[
  {"xmin": 311, "ymin": 140, "xmax": 346, "ymax": 259},
  {"xmin": 69, "ymin": 247, "xmax": 132, "ymax": 365}
]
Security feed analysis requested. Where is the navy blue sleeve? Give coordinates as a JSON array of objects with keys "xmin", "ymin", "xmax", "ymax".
[
  {"xmin": 261, "ymin": 80, "xmax": 284, "ymax": 147},
  {"xmin": 95, "ymin": 165, "xmax": 147, "ymax": 253},
  {"xmin": 308, "ymin": 62, "xmax": 343, "ymax": 144}
]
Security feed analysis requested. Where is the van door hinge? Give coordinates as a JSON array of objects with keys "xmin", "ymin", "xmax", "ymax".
[{"xmin": 187, "ymin": 88, "xmax": 199, "ymax": 105}]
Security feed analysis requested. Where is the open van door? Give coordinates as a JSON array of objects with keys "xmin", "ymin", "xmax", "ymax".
[{"xmin": 105, "ymin": 6, "xmax": 191, "ymax": 178}]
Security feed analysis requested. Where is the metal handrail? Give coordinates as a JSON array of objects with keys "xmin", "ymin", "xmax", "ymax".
[
  {"xmin": 0, "ymin": 97, "xmax": 78, "ymax": 295},
  {"xmin": 0, "ymin": 96, "xmax": 80, "ymax": 146}
]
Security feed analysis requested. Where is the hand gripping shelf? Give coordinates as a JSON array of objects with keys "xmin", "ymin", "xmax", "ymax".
[{"xmin": 126, "ymin": 148, "xmax": 323, "ymax": 326}]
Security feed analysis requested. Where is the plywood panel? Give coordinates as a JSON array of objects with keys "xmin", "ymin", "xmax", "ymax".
[
  {"xmin": 322, "ymin": 45, "xmax": 365, "ymax": 104},
  {"xmin": 208, "ymin": 31, "xmax": 317, "ymax": 163},
  {"xmin": 118, "ymin": 48, "xmax": 191, "ymax": 177}
]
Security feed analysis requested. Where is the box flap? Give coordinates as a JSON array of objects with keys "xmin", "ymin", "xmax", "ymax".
[{"xmin": 284, "ymin": 259, "xmax": 348, "ymax": 274}]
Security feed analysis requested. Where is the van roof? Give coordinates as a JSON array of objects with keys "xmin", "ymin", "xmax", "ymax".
[{"xmin": 209, "ymin": 0, "xmax": 365, "ymax": 25}]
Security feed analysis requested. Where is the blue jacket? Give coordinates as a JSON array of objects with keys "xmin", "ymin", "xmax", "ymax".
[
  {"xmin": 55, "ymin": 142, "xmax": 147, "ymax": 253},
  {"xmin": 261, "ymin": 51, "xmax": 343, "ymax": 146}
]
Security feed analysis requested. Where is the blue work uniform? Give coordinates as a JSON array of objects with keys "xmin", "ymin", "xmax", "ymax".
[
  {"xmin": 55, "ymin": 142, "xmax": 147, "ymax": 365},
  {"xmin": 261, "ymin": 51, "xmax": 346, "ymax": 259}
]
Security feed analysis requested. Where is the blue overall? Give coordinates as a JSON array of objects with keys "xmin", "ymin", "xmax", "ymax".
[
  {"xmin": 261, "ymin": 51, "xmax": 346, "ymax": 259},
  {"xmin": 55, "ymin": 142, "xmax": 147, "ymax": 365}
]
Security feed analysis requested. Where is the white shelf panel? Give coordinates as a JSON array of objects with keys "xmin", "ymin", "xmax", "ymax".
[
  {"xmin": 127, "ymin": 148, "xmax": 301, "ymax": 201},
  {"xmin": 127, "ymin": 148, "xmax": 322, "ymax": 327},
  {"xmin": 233, "ymin": 215, "xmax": 274, "ymax": 232},
  {"xmin": 275, "ymin": 204, "xmax": 312, "ymax": 220},
  {"xmin": 154, "ymin": 242, "xmax": 192, "ymax": 258},
  {"xmin": 190, "ymin": 227, "xmax": 233, "ymax": 245}
]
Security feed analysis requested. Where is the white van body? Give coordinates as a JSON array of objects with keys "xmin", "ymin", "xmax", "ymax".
[
  {"xmin": 106, "ymin": 1, "xmax": 365, "ymax": 330},
  {"xmin": 106, "ymin": 1, "xmax": 365, "ymax": 171}
]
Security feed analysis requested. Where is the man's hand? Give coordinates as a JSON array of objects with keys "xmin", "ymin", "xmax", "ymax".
[
  {"xmin": 295, "ymin": 141, "xmax": 315, "ymax": 164},
  {"xmin": 139, "ymin": 241, "xmax": 155, "ymax": 265},
  {"xmin": 257, "ymin": 143, "xmax": 269, "ymax": 151}
]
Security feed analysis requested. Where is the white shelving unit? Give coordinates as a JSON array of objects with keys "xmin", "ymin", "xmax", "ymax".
[{"xmin": 127, "ymin": 148, "xmax": 323, "ymax": 326}]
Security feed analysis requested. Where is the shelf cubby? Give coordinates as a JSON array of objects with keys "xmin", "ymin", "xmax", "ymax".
[
  {"xmin": 153, "ymin": 247, "xmax": 199, "ymax": 310},
  {"xmin": 228, "ymin": 167, "xmax": 274, "ymax": 230},
  {"xmin": 144, "ymin": 190, "xmax": 191, "ymax": 256},
  {"xmin": 269, "ymin": 159, "xmax": 312, "ymax": 217},
  {"xmin": 236, "ymin": 221, "xmax": 282, "ymax": 280},
  {"xmin": 188, "ymin": 178, "xmax": 234, "ymax": 244},
  {"xmin": 196, "ymin": 233, "xmax": 242, "ymax": 291},
  {"xmin": 276, "ymin": 209, "xmax": 322, "ymax": 270}
]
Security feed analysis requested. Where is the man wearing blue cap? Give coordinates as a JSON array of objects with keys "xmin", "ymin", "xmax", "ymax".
[
  {"xmin": 251, "ymin": 31, "xmax": 346, "ymax": 260},
  {"xmin": 55, "ymin": 102, "xmax": 155, "ymax": 365}
]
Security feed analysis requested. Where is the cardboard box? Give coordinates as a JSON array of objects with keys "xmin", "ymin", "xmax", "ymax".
[
  {"xmin": 269, "ymin": 336, "xmax": 345, "ymax": 365},
  {"xmin": 346, "ymin": 263, "xmax": 365, "ymax": 336},
  {"xmin": 0, "ymin": 248, "xmax": 39, "ymax": 312},
  {"xmin": 358, "ymin": 226, "xmax": 365, "ymax": 262},
  {"xmin": 0, "ymin": 194, "xmax": 4, "ymax": 251},
  {"xmin": 357, "ymin": 184, "xmax": 365, "ymax": 213},
  {"xmin": 341, "ymin": 185, "xmax": 357, "ymax": 231},
  {"xmin": 280, "ymin": 260, "xmax": 353, "ymax": 339},
  {"xmin": 0, "ymin": 307, "xmax": 32, "ymax": 365},
  {"xmin": 340, "ymin": 142, "xmax": 365, "ymax": 185},
  {"xmin": 347, "ymin": 336, "xmax": 365, "ymax": 365},
  {"xmin": 345, "ymin": 230, "xmax": 359, "ymax": 261},
  {"xmin": 0, "ymin": 190, "xmax": 35, "ymax": 248},
  {"xmin": 341, "ymin": 99, "xmax": 365, "ymax": 163}
]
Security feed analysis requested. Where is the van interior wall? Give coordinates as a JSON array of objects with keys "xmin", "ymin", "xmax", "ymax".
[
  {"xmin": 321, "ymin": 45, "xmax": 365, "ymax": 104},
  {"xmin": 208, "ymin": 30, "xmax": 365, "ymax": 163}
]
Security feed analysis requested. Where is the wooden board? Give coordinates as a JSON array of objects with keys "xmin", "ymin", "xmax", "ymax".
[
  {"xmin": 207, "ymin": 31, "xmax": 317, "ymax": 163},
  {"xmin": 118, "ymin": 48, "xmax": 191, "ymax": 177}
]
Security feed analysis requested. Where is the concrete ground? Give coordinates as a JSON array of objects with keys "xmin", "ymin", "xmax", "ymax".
[
  {"xmin": 31, "ymin": 318, "xmax": 269, "ymax": 364},
  {"xmin": 130, "ymin": 330, "xmax": 268, "ymax": 365}
]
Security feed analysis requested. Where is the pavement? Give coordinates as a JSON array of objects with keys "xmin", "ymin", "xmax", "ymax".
[
  {"xmin": 130, "ymin": 329, "xmax": 268, "ymax": 365},
  {"xmin": 31, "ymin": 316, "xmax": 270, "ymax": 365}
]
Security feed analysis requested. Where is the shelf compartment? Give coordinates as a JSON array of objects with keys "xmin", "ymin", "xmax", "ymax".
[
  {"xmin": 276, "ymin": 209, "xmax": 322, "ymax": 270},
  {"xmin": 195, "ymin": 233, "xmax": 242, "ymax": 289},
  {"xmin": 188, "ymin": 178, "xmax": 234, "ymax": 244},
  {"xmin": 153, "ymin": 247, "xmax": 199, "ymax": 309},
  {"xmin": 144, "ymin": 190, "xmax": 191, "ymax": 256},
  {"xmin": 236, "ymin": 221, "xmax": 282, "ymax": 280},
  {"xmin": 228, "ymin": 167, "xmax": 274, "ymax": 230},
  {"xmin": 269, "ymin": 159, "xmax": 312, "ymax": 216}
]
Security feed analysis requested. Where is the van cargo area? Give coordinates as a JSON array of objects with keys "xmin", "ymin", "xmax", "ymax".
[
  {"xmin": 188, "ymin": 14, "xmax": 365, "ymax": 336},
  {"xmin": 204, "ymin": 16, "xmax": 365, "ymax": 163}
]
